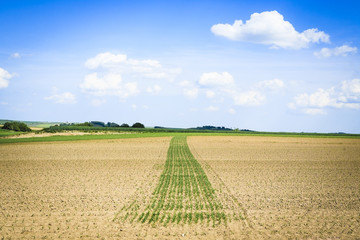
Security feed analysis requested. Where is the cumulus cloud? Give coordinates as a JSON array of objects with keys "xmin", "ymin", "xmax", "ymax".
[
  {"xmin": 45, "ymin": 88, "xmax": 76, "ymax": 104},
  {"xmin": 85, "ymin": 52, "xmax": 181, "ymax": 80},
  {"xmin": 206, "ymin": 90, "xmax": 215, "ymax": 98},
  {"xmin": 0, "ymin": 67, "xmax": 13, "ymax": 89},
  {"xmin": 178, "ymin": 80, "xmax": 199, "ymax": 99},
  {"xmin": 211, "ymin": 10, "xmax": 329, "ymax": 49},
  {"xmin": 85, "ymin": 52, "xmax": 127, "ymax": 69},
  {"xmin": 341, "ymin": 79, "xmax": 360, "ymax": 95},
  {"xmin": 80, "ymin": 73, "xmax": 138, "ymax": 98},
  {"xmin": 183, "ymin": 88, "xmax": 199, "ymax": 99},
  {"xmin": 199, "ymin": 72, "xmax": 234, "ymax": 86},
  {"xmin": 179, "ymin": 80, "xmax": 193, "ymax": 88},
  {"xmin": 233, "ymin": 91, "xmax": 266, "ymax": 106},
  {"xmin": 314, "ymin": 45, "xmax": 358, "ymax": 58},
  {"xmin": 146, "ymin": 84, "xmax": 162, "ymax": 95},
  {"xmin": 195, "ymin": 71, "xmax": 285, "ymax": 107},
  {"xmin": 82, "ymin": 52, "xmax": 181, "ymax": 100},
  {"xmin": 290, "ymin": 79, "xmax": 360, "ymax": 114},
  {"xmin": 256, "ymin": 78, "xmax": 284, "ymax": 91}
]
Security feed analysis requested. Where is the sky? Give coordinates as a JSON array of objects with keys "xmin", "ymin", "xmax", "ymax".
[{"xmin": 1, "ymin": 0, "xmax": 360, "ymax": 133}]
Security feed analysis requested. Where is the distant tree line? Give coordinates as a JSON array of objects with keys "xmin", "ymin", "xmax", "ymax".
[
  {"xmin": 2, "ymin": 121, "xmax": 31, "ymax": 132},
  {"xmin": 193, "ymin": 125, "xmax": 233, "ymax": 131},
  {"xmin": 56, "ymin": 121, "xmax": 145, "ymax": 128}
]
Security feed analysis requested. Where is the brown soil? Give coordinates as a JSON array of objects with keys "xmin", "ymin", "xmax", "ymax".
[
  {"xmin": 1, "ymin": 136, "xmax": 359, "ymax": 239},
  {"xmin": 2, "ymin": 130, "xmax": 137, "ymax": 139},
  {"xmin": 188, "ymin": 136, "xmax": 360, "ymax": 239},
  {"xmin": 0, "ymin": 137, "xmax": 170, "ymax": 239}
]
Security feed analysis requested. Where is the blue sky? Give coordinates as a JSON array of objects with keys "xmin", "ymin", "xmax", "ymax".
[{"xmin": 1, "ymin": 0, "xmax": 360, "ymax": 133}]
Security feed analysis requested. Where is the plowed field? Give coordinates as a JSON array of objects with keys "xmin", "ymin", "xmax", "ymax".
[
  {"xmin": 188, "ymin": 136, "xmax": 360, "ymax": 239},
  {"xmin": 0, "ymin": 138, "xmax": 171, "ymax": 239},
  {"xmin": 1, "ymin": 135, "xmax": 360, "ymax": 239}
]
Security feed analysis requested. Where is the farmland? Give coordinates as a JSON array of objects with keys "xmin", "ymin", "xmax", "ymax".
[
  {"xmin": 188, "ymin": 136, "xmax": 360, "ymax": 239},
  {"xmin": 0, "ymin": 134, "xmax": 360, "ymax": 239},
  {"xmin": 116, "ymin": 136, "xmax": 243, "ymax": 227}
]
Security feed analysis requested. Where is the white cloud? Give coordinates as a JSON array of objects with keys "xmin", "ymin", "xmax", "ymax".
[
  {"xmin": 0, "ymin": 67, "xmax": 13, "ymax": 89},
  {"xmin": 290, "ymin": 79, "xmax": 360, "ymax": 114},
  {"xmin": 85, "ymin": 52, "xmax": 127, "ymax": 69},
  {"xmin": 196, "ymin": 71, "xmax": 284, "ymax": 107},
  {"xmin": 233, "ymin": 91, "xmax": 266, "ymax": 106},
  {"xmin": 179, "ymin": 80, "xmax": 193, "ymax": 87},
  {"xmin": 294, "ymin": 88, "xmax": 335, "ymax": 108},
  {"xmin": 303, "ymin": 108, "xmax": 327, "ymax": 115},
  {"xmin": 0, "ymin": 101, "xmax": 8, "ymax": 105},
  {"xmin": 45, "ymin": 88, "xmax": 76, "ymax": 104},
  {"xmin": 257, "ymin": 78, "xmax": 284, "ymax": 91},
  {"xmin": 341, "ymin": 79, "xmax": 360, "ymax": 95},
  {"xmin": 146, "ymin": 84, "xmax": 162, "ymax": 95},
  {"xmin": 178, "ymin": 80, "xmax": 199, "ymax": 99},
  {"xmin": 314, "ymin": 45, "xmax": 357, "ymax": 58},
  {"xmin": 199, "ymin": 72, "xmax": 234, "ymax": 86},
  {"xmin": 206, "ymin": 90, "xmax": 215, "ymax": 98},
  {"xmin": 183, "ymin": 88, "xmax": 199, "ymax": 99},
  {"xmin": 205, "ymin": 105, "xmax": 219, "ymax": 111},
  {"xmin": 85, "ymin": 52, "xmax": 181, "ymax": 80},
  {"xmin": 211, "ymin": 10, "xmax": 329, "ymax": 49},
  {"xmin": 80, "ymin": 73, "xmax": 138, "ymax": 98},
  {"xmin": 10, "ymin": 52, "xmax": 21, "ymax": 59}
]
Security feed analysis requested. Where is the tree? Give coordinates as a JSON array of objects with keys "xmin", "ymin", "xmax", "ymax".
[
  {"xmin": 2, "ymin": 122, "xmax": 31, "ymax": 132},
  {"xmin": 120, "ymin": 123, "xmax": 130, "ymax": 128},
  {"xmin": 131, "ymin": 122, "xmax": 145, "ymax": 128},
  {"xmin": 90, "ymin": 121, "xmax": 105, "ymax": 127},
  {"xmin": 106, "ymin": 122, "xmax": 120, "ymax": 127}
]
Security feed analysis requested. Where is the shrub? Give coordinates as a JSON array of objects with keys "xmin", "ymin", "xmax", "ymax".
[
  {"xmin": 106, "ymin": 122, "xmax": 120, "ymax": 127},
  {"xmin": 75, "ymin": 122, "xmax": 92, "ymax": 127},
  {"xmin": 131, "ymin": 122, "xmax": 145, "ymax": 128},
  {"xmin": 2, "ymin": 122, "xmax": 31, "ymax": 132}
]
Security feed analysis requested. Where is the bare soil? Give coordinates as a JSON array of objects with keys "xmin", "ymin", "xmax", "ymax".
[
  {"xmin": 1, "ymin": 136, "xmax": 359, "ymax": 239},
  {"xmin": 2, "ymin": 130, "xmax": 136, "ymax": 139},
  {"xmin": 0, "ymin": 138, "xmax": 170, "ymax": 239},
  {"xmin": 188, "ymin": 136, "xmax": 360, "ymax": 239}
]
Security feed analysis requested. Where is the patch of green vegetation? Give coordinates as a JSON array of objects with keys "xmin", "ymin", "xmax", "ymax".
[
  {"xmin": 32, "ymin": 123, "xmax": 60, "ymax": 128},
  {"xmin": 0, "ymin": 129, "xmax": 24, "ymax": 137},
  {"xmin": 118, "ymin": 136, "xmax": 230, "ymax": 226},
  {"xmin": 2, "ymin": 121, "xmax": 31, "ymax": 132}
]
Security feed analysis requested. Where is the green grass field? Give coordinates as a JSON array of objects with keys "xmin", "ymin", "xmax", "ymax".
[{"xmin": 0, "ymin": 129, "xmax": 25, "ymax": 137}]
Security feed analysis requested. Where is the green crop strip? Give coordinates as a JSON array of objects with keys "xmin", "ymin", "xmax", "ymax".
[{"xmin": 117, "ymin": 136, "xmax": 228, "ymax": 226}]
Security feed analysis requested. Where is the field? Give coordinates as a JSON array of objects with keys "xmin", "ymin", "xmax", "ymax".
[
  {"xmin": 0, "ymin": 129, "xmax": 23, "ymax": 138},
  {"xmin": 188, "ymin": 136, "xmax": 360, "ymax": 239},
  {"xmin": 1, "ymin": 135, "xmax": 360, "ymax": 239}
]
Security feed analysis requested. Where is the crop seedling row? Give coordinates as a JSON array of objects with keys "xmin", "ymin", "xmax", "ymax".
[{"xmin": 118, "ymin": 136, "xmax": 227, "ymax": 226}]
